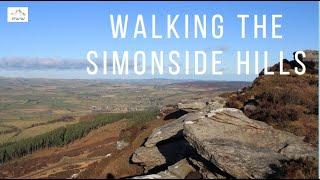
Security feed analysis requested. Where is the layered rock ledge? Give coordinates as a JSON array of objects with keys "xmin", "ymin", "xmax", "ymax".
[{"xmin": 131, "ymin": 97, "xmax": 316, "ymax": 179}]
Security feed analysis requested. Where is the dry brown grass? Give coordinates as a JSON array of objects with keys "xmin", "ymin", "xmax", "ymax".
[
  {"xmin": 224, "ymin": 71, "xmax": 318, "ymax": 179},
  {"xmin": 268, "ymin": 157, "xmax": 318, "ymax": 179},
  {"xmin": 225, "ymin": 73, "xmax": 318, "ymax": 145}
]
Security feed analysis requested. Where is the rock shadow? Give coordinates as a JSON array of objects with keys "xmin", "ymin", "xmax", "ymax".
[{"xmin": 164, "ymin": 109, "xmax": 188, "ymax": 120}]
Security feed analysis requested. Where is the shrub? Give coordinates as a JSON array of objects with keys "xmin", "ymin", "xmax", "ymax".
[{"xmin": 268, "ymin": 157, "xmax": 318, "ymax": 179}]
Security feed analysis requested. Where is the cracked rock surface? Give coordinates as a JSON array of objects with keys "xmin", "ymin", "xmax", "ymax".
[
  {"xmin": 131, "ymin": 98, "xmax": 316, "ymax": 179},
  {"xmin": 184, "ymin": 108, "xmax": 316, "ymax": 178}
]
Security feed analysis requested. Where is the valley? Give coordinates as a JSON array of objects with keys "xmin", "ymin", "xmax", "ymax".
[
  {"xmin": 0, "ymin": 77, "xmax": 247, "ymax": 146},
  {"xmin": 0, "ymin": 77, "xmax": 248, "ymax": 178}
]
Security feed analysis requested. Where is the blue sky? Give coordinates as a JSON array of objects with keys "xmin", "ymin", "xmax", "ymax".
[{"xmin": 0, "ymin": 1, "xmax": 318, "ymax": 81}]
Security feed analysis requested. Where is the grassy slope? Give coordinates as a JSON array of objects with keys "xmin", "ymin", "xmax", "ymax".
[
  {"xmin": 224, "ymin": 74, "xmax": 318, "ymax": 145},
  {"xmin": 222, "ymin": 64, "xmax": 318, "ymax": 178},
  {"xmin": 0, "ymin": 109, "xmax": 158, "ymax": 164}
]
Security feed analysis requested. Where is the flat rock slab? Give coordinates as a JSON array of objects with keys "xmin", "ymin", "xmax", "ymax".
[
  {"xmin": 178, "ymin": 102, "xmax": 206, "ymax": 112},
  {"xmin": 132, "ymin": 159, "xmax": 195, "ymax": 179},
  {"xmin": 131, "ymin": 146, "xmax": 166, "ymax": 171},
  {"xmin": 144, "ymin": 113, "xmax": 201, "ymax": 148},
  {"xmin": 132, "ymin": 138, "xmax": 191, "ymax": 172},
  {"xmin": 183, "ymin": 108, "xmax": 316, "ymax": 179},
  {"xmin": 144, "ymin": 117, "xmax": 185, "ymax": 148}
]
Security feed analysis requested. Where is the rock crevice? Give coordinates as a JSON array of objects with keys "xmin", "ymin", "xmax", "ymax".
[{"xmin": 131, "ymin": 97, "xmax": 316, "ymax": 179}]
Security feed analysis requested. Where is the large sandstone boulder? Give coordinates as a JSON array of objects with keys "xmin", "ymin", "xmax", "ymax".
[
  {"xmin": 262, "ymin": 50, "xmax": 319, "ymax": 75},
  {"xmin": 160, "ymin": 104, "xmax": 179, "ymax": 117},
  {"xmin": 131, "ymin": 114, "xmax": 193, "ymax": 172},
  {"xmin": 177, "ymin": 97, "xmax": 226, "ymax": 113},
  {"xmin": 188, "ymin": 157, "xmax": 227, "ymax": 179},
  {"xmin": 183, "ymin": 108, "xmax": 316, "ymax": 179},
  {"xmin": 131, "ymin": 138, "xmax": 192, "ymax": 172},
  {"xmin": 131, "ymin": 97, "xmax": 230, "ymax": 178},
  {"xmin": 144, "ymin": 113, "xmax": 201, "ymax": 148},
  {"xmin": 132, "ymin": 159, "xmax": 195, "ymax": 179},
  {"xmin": 295, "ymin": 50, "xmax": 318, "ymax": 73},
  {"xmin": 178, "ymin": 101, "xmax": 207, "ymax": 112},
  {"xmin": 131, "ymin": 146, "xmax": 167, "ymax": 171},
  {"xmin": 144, "ymin": 117, "xmax": 185, "ymax": 148},
  {"xmin": 131, "ymin": 96, "xmax": 316, "ymax": 179}
]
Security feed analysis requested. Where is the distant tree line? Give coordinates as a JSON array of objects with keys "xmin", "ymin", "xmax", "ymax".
[{"xmin": 0, "ymin": 109, "xmax": 158, "ymax": 164}]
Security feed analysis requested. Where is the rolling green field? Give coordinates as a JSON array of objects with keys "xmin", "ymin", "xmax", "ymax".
[{"xmin": 0, "ymin": 77, "xmax": 248, "ymax": 145}]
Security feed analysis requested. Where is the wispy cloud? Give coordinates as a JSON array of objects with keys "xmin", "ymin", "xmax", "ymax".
[
  {"xmin": 0, "ymin": 57, "xmax": 85, "ymax": 69},
  {"xmin": 0, "ymin": 56, "xmax": 137, "ymax": 70},
  {"xmin": 203, "ymin": 45, "xmax": 230, "ymax": 53}
]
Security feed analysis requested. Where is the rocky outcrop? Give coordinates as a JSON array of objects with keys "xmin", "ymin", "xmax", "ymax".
[
  {"xmin": 184, "ymin": 108, "xmax": 316, "ymax": 179},
  {"xmin": 160, "ymin": 104, "xmax": 179, "ymax": 117},
  {"xmin": 262, "ymin": 50, "xmax": 319, "ymax": 75},
  {"xmin": 178, "ymin": 97, "xmax": 226, "ymax": 113},
  {"xmin": 131, "ymin": 146, "xmax": 167, "ymax": 171},
  {"xmin": 178, "ymin": 101, "xmax": 206, "ymax": 112},
  {"xmin": 132, "ymin": 159, "xmax": 195, "ymax": 179},
  {"xmin": 295, "ymin": 50, "xmax": 318, "ymax": 73},
  {"xmin": 131, "ymin": 97, "xmax": 317, "ymax": 179},
  {"xmin": 143, "ymin": 117, "xmax": 185, "ymax": 148},
  {"xmin": 131, "ymin": 114, "xmax": 194, "ymax": 172},
  {"xmin": 131, "ymin": 105, "xmax": 208, "ymax": 172}
]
